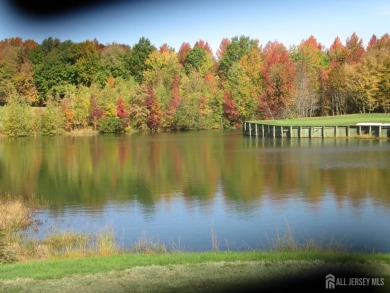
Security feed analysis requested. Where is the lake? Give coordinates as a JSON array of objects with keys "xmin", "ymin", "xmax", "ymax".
[{"xmin": 1, "ymin": 130, "xmax": 389, "ymax": 252}]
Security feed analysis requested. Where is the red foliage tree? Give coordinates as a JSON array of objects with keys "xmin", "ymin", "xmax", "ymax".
[
  {"xmin": 166, "ymin": 74, "xmax": 181, "ymax": 129},
  {"xmin": 204, "ymin": 72, "xmax": 216, "ymax": 87},
  {"xmin": 194, "ymin": 39, "xmax": 213, "ymax": 57},
  {"xmin": 345, "ymin": 32, "xmax": 365, "ymax": 64},
  {"xmin": 145, "ymin": 85, "xmax": 161, "ymax": 131},
  {"xmin": 216, "ymin": 38, "xmax": 230, "ymax": 60},
  {"xmin": 329, "ymin": 37, "xmax": 348, "ymax": 63},
  {"xmin": 223, "ymin": 90, "xmax": 241, "ymax": 128},
  {"xmin": 367, "ymin": 34, "xmax": 378, "ymax": 50},
  {"xmin": 259, "ymin": 41, "xmax": 295, "ymax": 119},
  {"xmin": 178, "ymin": 42, "xmax": 191, "ymax": 65},
  {"xmin": 159, "ymin": 43, "xmax": 170, "ymax": 53},
  {"xmin": 116, "ymin": 97, "xmax": 129, "ymax": 119},
  {"xmin": 116, "ymin": 96, "xmax": 130, "ymax": 127}
]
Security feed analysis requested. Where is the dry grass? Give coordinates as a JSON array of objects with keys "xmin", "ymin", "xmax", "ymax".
[
  {"xmin": 268, "ymin": 222, "xmax": 350, "ymax": 253},
  {"xmin": 0, "ymin": 197, "xmax": 34, "ymax": 233},
  {"xmin": 11, "ymin": 228, "xmax": 120, "ymax": 261},
  {"xmin": 66, "ymin": 127, "xmax": 98, "ymax": 136},
  {"xmin": 211, "ymin": 225, "xmax": 219, "ymax": 251},
  {"xmin": 131, "ymin": 233, "xmax": 167, "ymax": 254},
  {"xmin": 0, "ymin": 196, "xmax": 120, "ymax": 261},
  {"xmin": 0, "ymin": 195, "xmax": 39, "ymax": 263}
]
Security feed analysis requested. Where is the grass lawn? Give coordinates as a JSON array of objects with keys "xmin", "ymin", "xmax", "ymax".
[
  {"xmin": 249, "ymin": 113, "xmax": 390, "ymax": 126},
  {"xmin": 0, "ymin": 251, "xmax": 389, "ymax": 292}
]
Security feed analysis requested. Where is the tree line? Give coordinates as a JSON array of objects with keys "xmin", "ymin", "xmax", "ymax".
[{"xmin": 0, "ymin": 33, "xmax": 389, "ymax": 135}]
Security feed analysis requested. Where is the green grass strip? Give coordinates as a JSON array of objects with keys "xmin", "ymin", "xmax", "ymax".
[
  {"xmin": 1, "ymin": 251, "xmax": 389, "ymax": 280},
  {"xmin": 249, "ymin": 113, "xmax": 390, "ymax": 126}
]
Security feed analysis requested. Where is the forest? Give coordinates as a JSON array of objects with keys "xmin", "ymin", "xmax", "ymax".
[{"xmin": 0, "ymin": 33, "xmax": 389, "ymax": 135}]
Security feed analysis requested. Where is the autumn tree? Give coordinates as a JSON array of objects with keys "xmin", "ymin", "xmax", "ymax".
[
  {"xmin": 143, "ymin": 48, "xmax": 183, "ymax": 128},
  {"xmin": 129, "ymin": 85, "xmax": 149, "ymax": 131},
  {"xmin": 159, "ymin": 43, "xmax": 174, "ymax": 53},
  {"xmin": 218, "ymin": 35, "xmax": 259, "ymax": 80},
  {"xmin": 72, "ymin": 85, "xmax": 92, "ymax": 128},
  {"xmin": 15, "ymin": 60, "xmax": 39, "ymax": 105},
  {"xmin": 321, "ymin": 37, "xmax": 349, "ymax": 115},
  {"xmin": 60, "ymin": 98, "xmax": 75, "ymax": 131},
  {"xmin": 259, "ymin": 41, "xmax": 295, "ymax": 119},
  {"xmin": 89, "ymin": 95, "xmax": 104, "ymax": 130},
  {"xmin": 291, "ymin": 36, "xmax": 329, "ymax": 117},
  {"xmin": 145, "ymin": 85, "xmax": 161, "ymax": 131},
  {"xmin": 0, "ymin": 38, "xmax": 38, "ymax": 104},
  {"xmin": 216, "ymin": 38, "xmax": 230, "ymax": 61},
  {"xmin": 176, "ymin": 71, "xmax": 221, "ymax": 130},
  {"xmin": 323, "ymin": 61, "xmax": 347, "ymax": 115},
  {"xmin": 165, "ymin": 74, "xmax": 181, "ymax": 129},
  {"xmin": 178, "ymin": 42, "xmax": 191, "ymax": 65},
  {"xmin": 204, "ymin": 73, "xmax": 224, "ymax": 128},
  {"xmin": 373, "ymin": 34, "xmax": 390, "ymax": 112},
  {"xmin": 224, "ymin": 47, "xmax": 264, "ymax": 123},
  {"xmin": 344, "ymin": 33, "xmax": 390, "ymax": 113},
  {"xmin": 222, "ymin": 90, "xmax": 241, "ymax": 128},
  {"xmin": 345, "ymin": 32, "xmax": 365, "ymax": 64},
  {"xmin": 183, "ymin": 46, "xmax": 215, "ymax": 76},
  {"xmin": 116, "ymin": 96, "xmax": 130, "ymax": 128},
  {"xmin": 0, "ymin": 42, "xmax": 19, "ymax": 104},
  {"xmin": 194, "ymin": 40, "xmax": 213, "ymax": 57}
]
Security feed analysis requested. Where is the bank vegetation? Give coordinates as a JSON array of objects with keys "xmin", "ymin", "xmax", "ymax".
[{"xmin": 0, "ymin": 33, "xmax": 389, "ymax": 136}]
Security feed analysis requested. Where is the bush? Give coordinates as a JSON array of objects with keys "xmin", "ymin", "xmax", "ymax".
[
  {"xmin": 98, "ymin": 117, "xmax": 126, "ymax": 133},
  {"xmin": 0, "ymin": 232, "xmax": 16, "ymax": 264},
  {"xmin": 41, "ymin": 100, "xmax": 65, "ymax": 135},
  {"xmin": 1, "ymin": 100, "xmax": 33, "ymax": 136}
]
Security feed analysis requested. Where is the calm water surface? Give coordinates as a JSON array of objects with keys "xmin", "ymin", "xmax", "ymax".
[{"xmin": 1, "ymin": 130, "xmax": 389, "ymax": 252}]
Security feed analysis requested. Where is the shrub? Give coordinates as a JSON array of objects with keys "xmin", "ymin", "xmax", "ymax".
[
  {"xmin": 1, "ymin": 100, "xmax": 33, "ymax": 136},
  {"xmin": 98, "ymin": 117, "xmax": 125, "ymax": 133},
  {"xmin": 41, "ymin": 100, "xmax": 65, "ymax": 135}
]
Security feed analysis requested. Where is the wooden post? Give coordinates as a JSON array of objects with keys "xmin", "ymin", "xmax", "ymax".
[
  {"xmin": 273, "ymin": 125, "xmax": 275, "ymax": 138},
  {"xmin": 255, "ymin": 124, "xmax": 258, "ymax": 137},
  {"xmin": 379, "ymin": 125, "xmax": 382, "ymax": 138},
  {"xmin": 262, "ymin": 124, "xmax": 264, "ymax": 138},
  {"xmin": 335, "ymin": 126, "xmax": 337, "ymax": 138},
  {"xmin": 289, "ymin": 126, "xmax": 292, "ymax": 138},
  {"xmin": 249, "ymin": 123, "xmax": 252, "ymax": 137}
]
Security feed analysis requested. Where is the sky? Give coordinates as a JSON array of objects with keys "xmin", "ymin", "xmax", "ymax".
[{"xmin": 1, "ymin": 0, "xmax": 389, "ymax": 54}]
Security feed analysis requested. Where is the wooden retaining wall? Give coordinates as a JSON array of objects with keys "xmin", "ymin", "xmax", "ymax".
[{"xmin": 242, "ymin": 122, "xmax": 390, "ymax": 139}]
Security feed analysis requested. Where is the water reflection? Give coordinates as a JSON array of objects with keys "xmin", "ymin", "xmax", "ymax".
[{"xmin": 0, "ymin": 131, "xmax": 389, "ymax": 251}]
